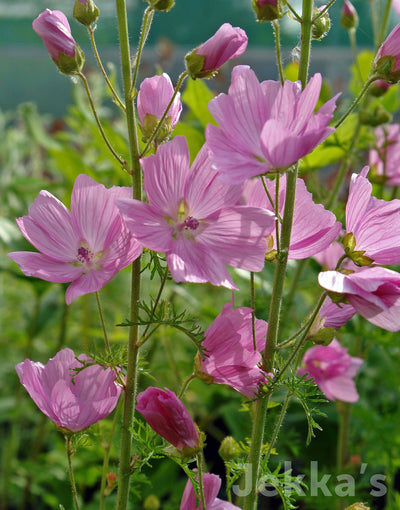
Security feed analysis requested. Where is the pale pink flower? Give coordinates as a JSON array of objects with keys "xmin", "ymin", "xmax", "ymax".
[
  {"xmin": 180, "ymin": 473, "xmax": 240, "ymax": 510},
  {"xmin": 393, "ymin": 0, "xmax": 400, "ymax": 17},
  {"xmin": 185, "ymin": 23, "xmax": 248, "ymax": 79},
  {"xmin": 136, "ymin": 387, "xmax": 200, "ymax": 452},
  {"xmin": 241, "ymin": 176, "xmax": 341, "ymax": 259},
  {"xmin": 33, "ymin": 9, "xmax": 76, "ymax": 61},
  {"xmin": 313, "ymin": 239, "xmax": 358, "ymax": 271},
  {"xmin": 206, "ymin": 66, "xmax": 339, "ymax": 184},
  {"xmin": 15, "ymin": 348, "xmax": 122, "ymax": 433},
  {"xmin": 345, "ymin": 166, "xmax": 400, "ymax": 265},
  {"xmin": 369, "ymin": 124, "xmax": 400, "ymax": 186},
  {"xmin": 137, "ymin": 73, "xmax": 182, "ymax": 143},
  {"xmin": 198, "ymin": 302, "xmax": 268, "ymax": 398},
  {"xmin": 8, "ymin": 174, "xmax": 142, "ymax": 305},
  {"xmin": 117, "ymin": 137, "xmax": 275, "ymax": 289},
  {"xmin": 373, "ymin": 23, "xmax": 400, "ymax": 82},
  {"xmin": 298, "ymin": 339, "xmax": 363, "ymax": 402},
  {"xmin": 318, "ymin": 267, "xmax": 400, "ymax": 331}
]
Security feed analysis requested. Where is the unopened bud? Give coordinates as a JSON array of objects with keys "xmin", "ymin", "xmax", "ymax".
[
  {"xmin": 340, "ymin": 0, "xmax": 358, "ymax": 30},
  {"xmin": 73, "ymin": 0, "xmax": 99, "ymax": 27},
  {"xmin": 143, "ymin": 495, "xmax": 160, "ymax": 510},
  {"xmin": 144, "ymin": 0, "xmax": 175, "ymax": 12},
  {"xmin": 252, "ymin": 0, "xmax": 283, "ymax": 22},
  {"xmin": 312, "ymin": 6, "xmax": 330, "ymax": 40},
  {"xmin": 359, "ymin": 104, "xmax": 392, "ymax": 126},
  {"xmin": 219, "ymin": 436, "xmax": 241, "ymax": 461}
]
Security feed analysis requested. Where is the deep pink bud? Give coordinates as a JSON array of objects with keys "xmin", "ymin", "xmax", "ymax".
[
  {"xmin": 136, "ymin": 387, "xmax": 201, "ymax": 452},
  {"xmin": 252, "ymin": 0, "xmax": 282, "ymax": 22},
  {"xmin": 298, "ymin": 339, "xmax": 363, "ymax": 402},
  {"xmin": 373, "ymin": 23, "xmax": 400, "ymax": 83},
  {"xmin": 185, "ymin": 23, "xmax": 248, "ymax": 79},
  {"xmin": 15, "ymin": 348, "xmax": 122, "ymax": 433},
  {"xmin": 137, "ymin": 73, "xmax": 182, "ymax": 143},
  {"xmin": 340, "ymin": 0, "xmax": 358, "ymax": 30},
  {"xmin": 33, "ymin": 9, "xmax": 84, "ymax": 74}
]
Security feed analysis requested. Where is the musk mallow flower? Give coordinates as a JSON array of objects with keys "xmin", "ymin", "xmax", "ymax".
[
  {"xmin": 196, "ymin": 302, "xmax": 268, "ymax": 398},
  {"xmin": 344, "ymin": 166, "xmax": 400, "ymax": 265},
  {"xmin": 8, "ymin": 174, "xmax": 142, "ymax": 305},
  {"xmin": 298, "ymin": 339, "xmax": 363, "ymax": 402},
  {"xmin": 117, "ymin": 137, "xmax": 275, "ymax": 289},
  {"xmin": 137, "ymin": 73, "xmax": 182, "ymax": 143},
  {"xmin": 32, "ymin": 9, "xmax": 84, "ymax": 75},
  {"xmin": 180, "ymin": 472, "xmax": 240, "ymax": 510},
  {"xmin": 185, "ymin": 23, "xmax": 248, "ymax": 79},
  {"xmin": 15, "ymin": 348, "xmax": 122, "ymax": 433},
  {"xmin": 136, "ymin": 387, "xmax": 201, "ymax": 453},
  {"xmin": 206, "ymin": 66, "xmax": 340, "ymax": 184},
  {"xmin": 318, "ymin": 266, "xmax": 400, "ymax": 331},
  {"xmin": 241, "ymin": 175, "xmax": 342, "ymax": 260}
]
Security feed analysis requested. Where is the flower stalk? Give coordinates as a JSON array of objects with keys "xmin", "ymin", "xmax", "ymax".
[{"xmin": 65, "ymin": 435, "xmax": 80, "ymax": 510}]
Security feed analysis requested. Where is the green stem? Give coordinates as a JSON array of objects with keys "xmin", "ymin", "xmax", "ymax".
[
  {"xmin": 99, "ymin": 399, "xmax": 123, "ymax": 510},
  {"xmin": 196, "ymin": 453, "xmax": 207, "ymax": 510},
  {"xmin": 131, "ymin": 7, "xmax": 155, "ymax": 96},
  {"xmin": 272, "ymin": 20, "xmax": 284, "ymax": 84},
  {"xmin": 264, "ymin": 390, "xmax": 291, "ymax": 464},
  {"xmin": 65, "ymin": 435, "xmax": 80, "ymax": 510},
  {"xmin": 140, "ymin": 71, "xmax": 188, "ymax": 157},
  {"xmin": 297, "ymin": 0, "xmax": 314, "ymax": 88},
  {"xmin": 115, "ymin": 0, "xmax": 144, "ymax": 508},
  {"xmin": 96, "ymin": 291, "xmax": 111, "ymax": 353},
  {"xmin": 334, "ymin": 76, "xmax": 379, "ymax": 129},
  {"xmin": 286, "ymin": 2, "xmax": 302, "ymax": 21},
  {"xmin": 78, "ymin": 72, "xmax": 125, "ymax": 167},
  {"xmin": 313, "ymin": 0, "xmax": 337, "ymax": 20},
  {"xmin": 178, "ymin": 373, "xmax": 196, "ymax": 399},
  {"xmin": 88, "ymin": 26, "xmax": 125, "ymax": 110},
  {"xmin": 349, "ymin": 28, "xmax": 363, "ymax": 84},
  {"xmin": 336, "ymin": 402, "xmax": 352, "ymax": 510},
  {"xmin": 243, "ymin": 166, "xmax": 299, "ymax": 510}
]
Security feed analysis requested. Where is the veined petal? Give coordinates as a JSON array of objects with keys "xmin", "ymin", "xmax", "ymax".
[
  {"xmin": 17, "ymin": 191, "xmax": 78, "ymax": 261},
  {"xmin": 117, "ymin": 198, "xmax": 174, "ymax": 252},
  {"xmin": 8, "ymin": 251, "xmax": 84, "ymax": 283},
  {"xmin": 346, "ymin": 169, "xmax": 372, "ymax": 233},
  {"xmin": 198, "ymin": 206, "xmax": 274, "ymax": 271},
  {"xmin": 71, "ymin": 174, "xmax": 124, "ymax": 254},
  {"xmin": 65, "ymin": 267, "xmax": 119, "ymax": 304},
  {"xmin": 291, "ymin": 73, "xmax": 322, "ymax": 130},
  {"xmin": 167, "ymin": 237, "xmax": 237, "ymax": 289},
  {"xmin": 141, "ymin": 137, "xmax": 189, "ymax": 219}
]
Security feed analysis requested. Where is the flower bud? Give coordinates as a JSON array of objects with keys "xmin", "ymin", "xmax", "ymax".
[
  {"xmin": 312, "ymin": 6, "xmax": 331, "ymax": 40},
  {"xmin": 137, "ymin": 73, "xmax": 182, "ymax": 144},
  {"xmin": 143, "ymin": 0, "xmax": 175, "ymax": 11},
  {"xmin": 369, "ymin": 79, "xmax": 390, "ymax": 97},
  {"xmin": 32, "ymin": 9, "xmax": 84, "ymax": 75},
  {"xmin": 373, "ymin": 23, "xmax": 400, "ymax": 83},
  {"xmin": 252, "ymin": 0, "xmax": 283, "ymax": 22},
  {"xmin": 185, "ymin": 23, "xmax": 248, "ymax": 79},
  {"xmin": 143, "ymin": 495, "xmax": 160, "ymax": 510},
  {"xmin": 359, "ymin": 104, "xmax": 392, "ymax": 127},
  {"xmin": 73, "ymin": 0, "xmax": 99, "ymax": 27},
  {"xmin": 340, "ymin": 0, "xmax": 358, "ymax": 30},
  {"xmin": 219, "ymin": 436, "xmax": 241, "ymax": 461}
]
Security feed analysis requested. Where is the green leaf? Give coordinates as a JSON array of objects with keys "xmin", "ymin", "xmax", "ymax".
[{"xmin": 182, "ymin": 79, "xmax": 217, "ymax": 128}]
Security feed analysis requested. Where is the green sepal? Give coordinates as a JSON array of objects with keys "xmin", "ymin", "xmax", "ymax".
[
  {"xmin": 185, "ymin": 52, "xmax": 215, "ymax": 80},
  {"xmin": 252, "ymin": 0, "xmax": 283, "ymax": 22},
  {"xmin": 56, "ymin": 44, "xmax": 85, "ymax": 75},
  {"xmin": 144, "ymin": 0, "xmax": 175, "ymax": 12},
  {"xmin": 312, "ymin": 8, "xmax": 331, "ymax": 40},
  {"xmin": 218, "ymin": 436, "xmax": 241, "ymax": 462},
  {"xmin": 309, "ymin": 327, "xmax": 335, "ymax": 346},
  {"xmin": 351, "ymin": 251, "xmax": 374, "ymax": 266}
]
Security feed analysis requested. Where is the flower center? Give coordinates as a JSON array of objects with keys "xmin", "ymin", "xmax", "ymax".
[
  {"xmin": 183, "ymin": 216, "xmax": 200, "ymax": 231},
  {"xmin": 77, "ymin": 246, "xmax": 92, "ymax": 264}
]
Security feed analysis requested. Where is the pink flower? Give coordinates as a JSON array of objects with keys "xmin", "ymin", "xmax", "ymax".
[
  {"xmin": 33, "ymin": 9, "xmax": 76, "ymax": 61},
  {"xmin": 206, "ymin": 66, "xmax": 339, "ymax": 184},
  {"xmin": 137, "ymin": 73, "xmax": 182, "ymax": 143},
  {"xmin": 198, "ymin": 303, "xmax": 268, "ymax": 398},
  {"xmin": 313, "ymin": 240, "xmax": 357, "ymax": 271},
  {"xmin": 318, "ymin": 267, "xmax": 400, "ymax": 331},
  {"xmin": 8, "ymin": 174, "xmax": 142, "ymax": 305},
  {"xmin": 185, "ymin": 23, "xmax": 248, "ymax": 79},
  {"xmin": 117, "ymin": 137, "xmax": 275, "ymax": 289},
  {"xmin": 369, "ymin": 124, "xmax": 400, "ymax": 186},
  {"xmin": 136, "ymin": 387, "xmax": 200, "ymax": 452},
  {"xmin": 15, "ymin": 348, "xmax": 122, "ymax": 433},
  {"xmin": 345, "ymin": 166, "xmax": 400, "ymax": 265},
  {"xmin": 298, "ymin": 339, "xmax": 363, "ymax": 402},
  {"xmin": 340, "ymin": 0, "xmax": 358, "ymax": 29},
  {"xmin": 393, "ymin": 0, "xmax": 400, "ymax": 17},
  {"xmin": 180, "ymin": 473, "xmax": 240, "ymax": 509},
  {"xmin": 373, "ymin": 23, "xmax": 400, "ymax": 82},
  {"xmin": 319, "ymin": 297, "xmax": 356, "ymax": 329},
  {"xmin": 241, "ymin": 176, "xmax": 341, "ymax": 260}
]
